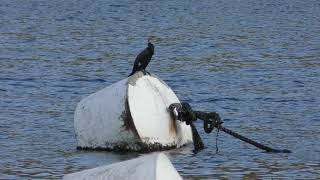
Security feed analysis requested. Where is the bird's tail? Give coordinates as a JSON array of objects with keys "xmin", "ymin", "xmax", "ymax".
[
  {"xmin": 128, "ymin": 66, "xmax": 138, "ymax": 77},
  {"xmin": 128, "ymin": 71, "xmax": 134, "ymax": 77}
]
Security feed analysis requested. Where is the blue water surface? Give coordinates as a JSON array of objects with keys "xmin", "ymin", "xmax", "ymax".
[{"xmin": 0, "ymin": 0, "xmax": 319, "ymax": 179}]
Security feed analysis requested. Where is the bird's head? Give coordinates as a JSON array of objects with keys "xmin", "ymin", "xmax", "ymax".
[{"xmin": 147, "ymin": 36, "xmax": 156, "ymax": 45}]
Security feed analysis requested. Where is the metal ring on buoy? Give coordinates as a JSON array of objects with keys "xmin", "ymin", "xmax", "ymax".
[{"xmin": 203, "ymin": 120, "xmax": 214, "ymax": 133}]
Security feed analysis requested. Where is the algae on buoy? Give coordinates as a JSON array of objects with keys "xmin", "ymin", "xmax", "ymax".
[{"xmin": 74, "ymin": 72, "xmax": 192, "ymax": 152}]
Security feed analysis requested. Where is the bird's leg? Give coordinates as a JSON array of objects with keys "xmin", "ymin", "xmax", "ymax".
[
  {"xmin": 142, "ymin": 69, "xmax": 151, "ymax": 75},
  {"xmin": 142, "ymin": 69, "xmax": 147, "ymax": 75}
]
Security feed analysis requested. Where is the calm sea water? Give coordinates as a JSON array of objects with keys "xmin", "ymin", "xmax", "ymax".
[{"xmin": 1, "ymin": 0, "xmax": 320, "ymax": 179}]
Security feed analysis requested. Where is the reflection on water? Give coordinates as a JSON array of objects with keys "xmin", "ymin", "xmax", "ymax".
[{"xmin": 1, "ymin": 0, "xmax": 320, "ymax": 179}]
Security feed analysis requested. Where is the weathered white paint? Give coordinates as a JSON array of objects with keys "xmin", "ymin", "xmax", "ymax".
[
  {"xmin": 128, "ymin": 73, "xmax": 192, "ymax": 147},
  {"xmin": 63, "ymin": 153, "xmax": 182, "ymax": 180},
  {"xmin": 74, "ymin": 72, "xmax": 192, "ymax": 151},
  {"xmin": 74, "ymin": 78, "xmax": 139, "ymax": 149}
]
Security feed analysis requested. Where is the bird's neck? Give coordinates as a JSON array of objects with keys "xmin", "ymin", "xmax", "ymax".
[{"xmin": 148, "ymin": 42, "xmax": 154, "ymax": 51}]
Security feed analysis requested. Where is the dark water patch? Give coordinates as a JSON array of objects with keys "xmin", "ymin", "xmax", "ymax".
[
  {"xmin": 109, "ymin": 4, "xmax": 129, "ymax": 8},
  {"xmin": 259, "ymin": 97, "xmax": 316, "ymax": 104},
  {"xmin": 55, "ymin": 18, "xmax": 67, "ymax": 22},
  {"xmin": 221, "ymin": 118, "xmax": 234, "ymax": 123},
  {"xmin": 221, "ymin": 106, "xmax": 240, "ymax": 112},
  {"xmin": 293, "ymin": 80, "xmax": 305, "ymax": 87},
  {"xmin": 203, "ymin": 97, "xmax": 241, "ymax": 103},
  {"xmin": 72, "ymin": 78, "xmax": 106, "ymax": 83},
  {"xmin": 0, "ymin": 77, "xmax": 36, "ymax": 82},
  {"xmin": 8, "ymin": 83, "xmax": 37, "ymax": 88},
  {"xmin": 273, "ymin": 99, "xmax": 298, "ymax": 103},
  {"xmin": 53, "ymin": 84, "xmax": 83, "ymax": 89}
]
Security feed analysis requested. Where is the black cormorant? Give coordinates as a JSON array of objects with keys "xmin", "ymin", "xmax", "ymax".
[{"xmin": 128, "ymin": 38, "xmax": 154, "ymax": 76}]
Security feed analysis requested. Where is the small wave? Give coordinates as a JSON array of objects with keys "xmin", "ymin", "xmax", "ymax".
[
  {"xmin": 0, "ymin": 77, "xmax": 35, "ymax": 82},
  {"xmin": 72, "ymin": 78, "xmax": 106, "ymax": 83},
  {"xmin": 203, "ymin": 97, "xmax": 241, "ymax": 102}
]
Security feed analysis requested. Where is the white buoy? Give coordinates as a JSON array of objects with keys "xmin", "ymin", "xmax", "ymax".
[
  {"xmin": 63, "ymin": 153, "xmax": 182, "ymax": 180},
  {"xmin": 74, "ymin": 72, "xmax": 192, "ymax": 151}
]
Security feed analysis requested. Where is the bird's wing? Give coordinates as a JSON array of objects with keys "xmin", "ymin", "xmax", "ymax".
[{"xmin": 135, "ymin": 48, "xmax": 150, "ymax": 63}]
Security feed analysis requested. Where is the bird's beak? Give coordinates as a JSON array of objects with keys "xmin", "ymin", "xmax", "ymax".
[{"xmin": 148, "ymin": 36, "xmax": 157, "ymax": 43}]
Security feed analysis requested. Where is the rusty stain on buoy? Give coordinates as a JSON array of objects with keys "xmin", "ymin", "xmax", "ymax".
[{"xmin": 121, "ymin": 98, "xmax": 140, "ymax": 139}]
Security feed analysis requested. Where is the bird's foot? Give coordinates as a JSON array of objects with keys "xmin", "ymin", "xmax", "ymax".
[{"xmin": 142, "ymin": 70, "xmax": 149, "ymax": 75}]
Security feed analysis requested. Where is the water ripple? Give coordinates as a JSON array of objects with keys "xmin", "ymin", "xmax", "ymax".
[{"xmin": 1, "ymin": 0, "xmax": 320, "ymax": 179}]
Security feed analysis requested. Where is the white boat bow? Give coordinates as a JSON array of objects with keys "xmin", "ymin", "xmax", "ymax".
[{"xmin": 63, "ymin": 153, "xmax": 183, "ymax": 180}]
